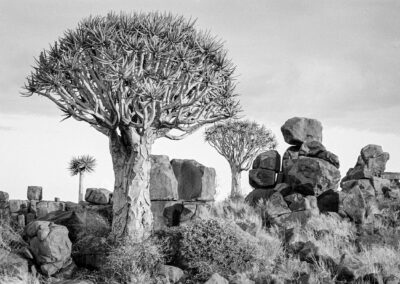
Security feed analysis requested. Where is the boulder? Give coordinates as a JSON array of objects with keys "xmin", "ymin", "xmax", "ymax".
[
  {"xmin": 85, "ymin": 188, "xmax": 112, "ymax": 205},
  {"xmin": 0, "ymin": 249, "xmax": 30, "ymax": 284},
  {"xmin": 287, "ymin": 157, "xmax": 341, "ymax": 196},
  {"xmin": 150, "ymin": 155, "xmax": 179, "ymax": 201},
  {"xmin": 317, "ymin": 189, "xmax": 339, "ymax": 213},
  {"xmin": 9, "ymin": 200, "xmax": 28, "ymax": 213},
  {"xmin": 282, "ymin": 146, "xmax": 300, "ymax": 180},
  {"xmin": 252, "ymin": 150, "xmax": 281, "ymax": 172},
  {"xmin": 158, "ymin": 265, "xmax": 184, "ymax": 283},
  {"xmin": 299, "ymin": 141, "xmax": 326, "ymax": 157},
  {"xmin": 265, "ymin": 192, "xmax": 291, "ymax": 217},
  {"xmin": 245, "ymin": 188, "xmax": 275, "ymax": 206},
  {"xmin": 279, "ymin": 210, "xmax": 313, "ymax": 227},
  {"xmin": 370, "ymin": 177, "xmax": 391, "ymax": 197},
  {"xmin": 25, "ymin": 221, "xmax": 72, "ymax": 276},
  {"xmin": 274, "ymin": 183, "xmax": 294, "ymax": 197},
  {"xmin": 38, "ymin": 210, "xmax": 111, "ymax": 243},
  {"xmin": 284, "ymin": 193, "xmax": 306, "ymax": 211},
  {"xmin": 205, "ymin": 273, "xmax": 229, "ymax": 284},
  {"xmin": 0, "ymin": 191, "xmax": 9, "ymax": 202},
  {"xmin": 171, "ymin": 159, "xmax": 216, "ymax": 201},
  {"xmin": 249, "ymin": 169, "xmax": 276, "ymax": 188},
  {"xmin": 27, "ymin": 186, "xmax": 42, "ymax": 201},
  {"xmin": 317, "ymin": 151, "xmax": 340, "ymax": 169},
  {"xmin": 230, "ymin": 273, "xmax": 255, "ymax": 284},
  {"xmin": 339, "ymin": 180, "xmax": 377, "ymax": 224},
  {"xmin": 36, "ymin": 201, "xmax": 65, "ymax": 218},
  {"xmin": 281, "ymin": 117, "xmax": 323, "ymax": 146},
  {"xmin": 151, "ymin": 200, "xmax": 177, "ymax": 230},
  {"xmin": 151, "ymin": 201, "xmax": 211, "ymax": 229}
]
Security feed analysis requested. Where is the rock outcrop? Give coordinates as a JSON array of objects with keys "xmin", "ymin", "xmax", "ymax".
[
  {"xmin": 339, "ymin": 144, "xmax": 393, "ymax": 224},
  {"xmin": 25, "ymin": 221, "xmax": 72, "ymax": 276}
]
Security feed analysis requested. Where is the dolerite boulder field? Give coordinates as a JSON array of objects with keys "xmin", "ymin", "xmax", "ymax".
[{"xmin": 246, "ymin": 116, "xmax": 400, "ymax": 227}]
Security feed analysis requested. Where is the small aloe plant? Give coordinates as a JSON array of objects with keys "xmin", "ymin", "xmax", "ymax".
[{"xmin": 68, "ymin": 155, "xmax": 96, "ymax": 202}]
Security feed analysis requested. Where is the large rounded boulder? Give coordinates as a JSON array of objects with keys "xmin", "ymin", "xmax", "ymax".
[
  {"xmin": 150, "ymin": 155, "xmax": 179, "ymax": 201},
  {"xmin": 25, "ymin": 221, "xmax": 72, "ymax": 276},
  {"xmin": 287, "ymin": 157, "xmax": 341, "ymax": 196},
  {"xmin": 281, "ymin": 117, "xmax": 323, "ymax": 146}
]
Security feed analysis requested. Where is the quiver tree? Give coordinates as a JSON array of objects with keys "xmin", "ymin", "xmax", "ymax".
[
  {"xmin": 205, "ymin": 120, "xmax": 276, "ymax": 197},
  {"xmin": 68, "ymin": 155, "xmax": 96, "ymax": 202},
  {"xmin": 24, "ymin": 12, "xmax": 240, "ymax": 241}
]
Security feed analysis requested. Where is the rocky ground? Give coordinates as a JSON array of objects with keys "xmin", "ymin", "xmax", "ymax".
[{"xmin": 1, "ymin": 116, "xmax": 400, "ymax": 284}]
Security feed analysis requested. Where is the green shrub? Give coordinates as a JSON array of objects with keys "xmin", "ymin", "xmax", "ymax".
[{"xmin": 155, "ymin": 218, "xmax": 277, "ymax": 282}]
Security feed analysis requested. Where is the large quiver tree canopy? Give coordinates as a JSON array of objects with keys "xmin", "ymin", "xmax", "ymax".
[
  {"xmin": 24, "ymin": 12, "xmax": 240, "ymax": 138},
  {"xmin": 23, "ymin": 12, "xmax": 240, "ymax": 241}
]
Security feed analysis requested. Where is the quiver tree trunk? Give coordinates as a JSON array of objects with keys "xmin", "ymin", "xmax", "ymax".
[
  {"xmin": 230, "ymin": 165, "xmax": 242, "ymax": 197},
  {"xmin": 78, "ymin": 173, "xmax": 84, "ymax": 202},
  {"xmin": 109, "ymin": 127, "xmax": 154, "ymax": 242}
]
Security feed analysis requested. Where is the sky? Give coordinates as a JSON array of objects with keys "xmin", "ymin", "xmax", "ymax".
[{"xmin": 1, "ymin": 0, "xmax": 400, "ymax": 201}]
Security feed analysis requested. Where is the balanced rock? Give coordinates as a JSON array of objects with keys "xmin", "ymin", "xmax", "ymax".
[
  {"xmin": 249, "ymin": 169, "xmax": 276, "ymax": 188},
  {"xmin": 281, "ymin": 117, "xmax": 323, "ymax": 146},
  {"xmin": 171, "ymin": 159, "xmax": 216, "ymax": 201},
  {"xmin": 150, "ymin": 155, "xmax": 178, "ymax": 201},
  {"xmin": 27, "ymin": 186, "xmax": 43, "ymax": 201},
  {"xmin": 287, "ymin": 157, "xmax": 341, "ymax": 196},
  {"xmin": 85, "ymin": 188, "xmax": 112, "ymax": 205},
  {"xmin": 252, "ymin": 150, "xmax": 281, "ymax": 172},
  {"xmin": 25, "ymin": 221, "xmax": 72, "ymax": 276}
]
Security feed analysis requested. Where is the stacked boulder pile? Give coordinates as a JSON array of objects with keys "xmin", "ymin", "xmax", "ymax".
[
  {"xmin": 150, "ymin": 155, "xmax": 216, "ymax": 230},
  {"xmin": 246, "ymin": 117, "xmax": 341, "ymax": 226},
  {"xmin": 338, "ymin": 144, "xmax": 392, "ymax": 224}
]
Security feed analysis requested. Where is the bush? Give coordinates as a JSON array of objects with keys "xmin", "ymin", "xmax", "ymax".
[
  {"xmin": 155, "ymin": 218, "xmax": 277, "ymax": 282},
  {"xmin": 99, "ymin": 237, "xmax": 164, "ymax": 284}
]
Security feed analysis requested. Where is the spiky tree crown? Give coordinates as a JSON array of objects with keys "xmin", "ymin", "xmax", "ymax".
[
  {"xmin": 24, "ymin": 12, "xmax": 240, "ymax": 139},
  {"xmin": 205, "ymin": 120, "xmax": 277, "ymax": 170},
  {"xmin": 68, "ymin": 155, "xmax": 96, "ymax": 176}
]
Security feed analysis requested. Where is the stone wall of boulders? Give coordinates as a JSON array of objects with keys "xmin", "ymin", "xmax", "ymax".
[
  {"xmin": 150, "ymin": 155, "xmax": 216, "ymax": 230},
  {"xmin": 246, "ymin": 116, "xmax": 400, "ymax": 227},
  {"xmin": 0, "ymin": 156, "xmax": 216, "ymax": 232}
]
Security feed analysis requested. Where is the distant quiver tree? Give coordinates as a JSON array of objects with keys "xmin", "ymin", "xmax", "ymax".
[
  {"xmin": 205, "ymin": 120, "xmax": 276, "ymax": 197},
  {"xmin": 68, "ymin": 155, "xmax": 96, "ymax": 203},
  {"xmin": 23, "ymin": 12, "xmax": 240, "ymax": 241}
]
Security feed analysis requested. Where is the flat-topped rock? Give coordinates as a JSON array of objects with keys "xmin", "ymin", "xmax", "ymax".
[
  {"xmin": 281, "ymin": 117, "xmax": 323, "ymax": 146},
  {"xmin": 150, "ymin": 155, "xmax": 178, "ymax": 201},
  {"xmin": 171, "ymin": 159, "xmax": 216, "ymax": 201},
  {"xmin": 27, "ymin": 186, "xmax": 43, "ymax": 201},
  {"xmin": 36, "ymin": 201, "xmax": 65, "ymax": 218}
]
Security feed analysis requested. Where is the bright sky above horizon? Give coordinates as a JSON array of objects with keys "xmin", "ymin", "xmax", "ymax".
[{"xmin": 1, "ymin": 0, "xmax": 400, "ymax": 201}]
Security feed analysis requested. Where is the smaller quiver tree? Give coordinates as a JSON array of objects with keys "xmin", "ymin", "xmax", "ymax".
[
  {"xmin": 205, "ymin": 120, "xmax": 277, "ymax": 197},
  {"xmin": 68, "ymin": 155, "xmax": 96, "ymax": 202}
]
